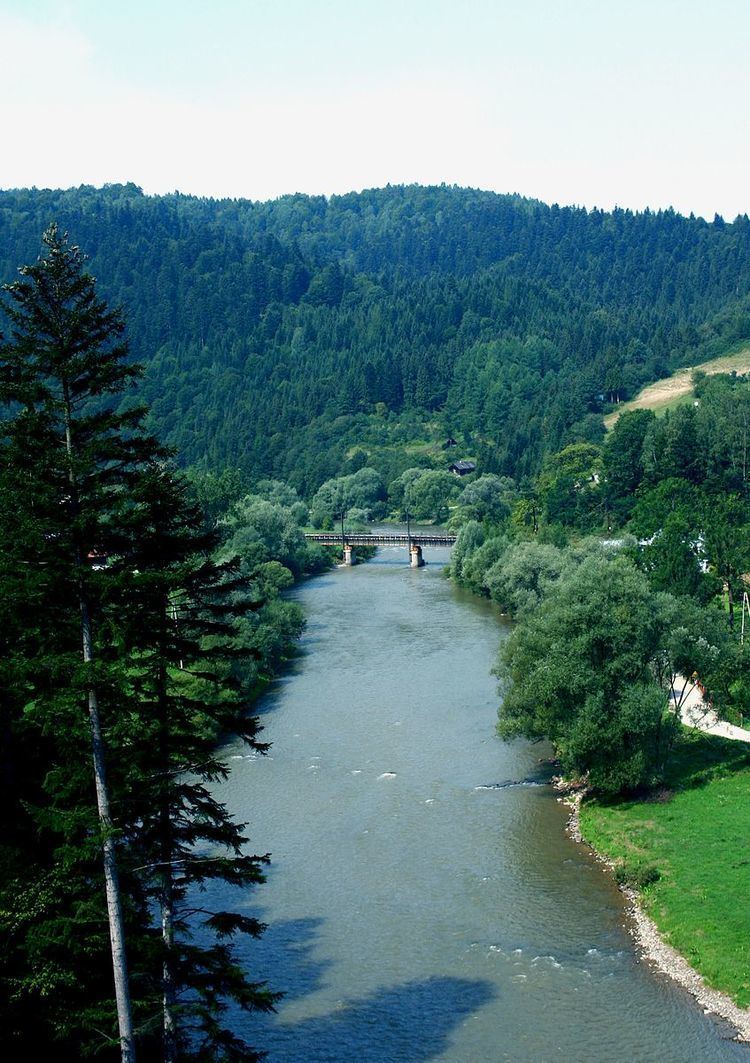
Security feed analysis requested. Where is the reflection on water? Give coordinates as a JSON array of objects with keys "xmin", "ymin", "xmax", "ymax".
[{"xmin": 205, "ymin": 542, "xmax": 745, "ymax": 1062}]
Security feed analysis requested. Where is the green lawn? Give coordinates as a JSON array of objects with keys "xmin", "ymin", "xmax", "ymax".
[{"xmin": 579, "ymin": 729, "xmax": 750, "ymax": 1007}]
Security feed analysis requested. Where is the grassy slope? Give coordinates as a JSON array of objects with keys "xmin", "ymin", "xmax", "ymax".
[
  {"xmin": 579, "ymin": 729, "xmax": 750, "ymax": 1007},
  {"xmin": 604, "ymin": 347, "xmax": 750, "ymax": 429}
]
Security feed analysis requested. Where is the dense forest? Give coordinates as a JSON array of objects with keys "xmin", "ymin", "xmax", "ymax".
[{"xmin": 2, "ymin": 184, "xmax": 750, "ymax": 492}]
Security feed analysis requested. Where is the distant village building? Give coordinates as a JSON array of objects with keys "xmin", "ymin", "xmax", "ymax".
[
  {"xmin": 449, "ymin": 460, "xmax": 476, "ymax": 477},
  {"xmin": 442, "ymin": 437, "xmax": 458, "ymax": 449}
]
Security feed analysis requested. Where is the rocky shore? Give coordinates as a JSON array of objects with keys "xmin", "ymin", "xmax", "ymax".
[{"xmin": 559, "ymin": 785, "xmax": 750, "ymax": 1043}]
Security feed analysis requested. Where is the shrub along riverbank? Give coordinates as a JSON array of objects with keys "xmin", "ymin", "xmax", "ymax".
[
  {"xmin": 187, "ymin": 472, "xmax": 339, "ymax": 689},
  {"xmin": 450, "ymin": 524, "xmax": 746, "ymax": 793}
]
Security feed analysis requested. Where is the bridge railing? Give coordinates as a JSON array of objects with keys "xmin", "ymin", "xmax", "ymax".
[{"xmin": 303, "ymin": 533, "xmax": 457, "ymax": 545}]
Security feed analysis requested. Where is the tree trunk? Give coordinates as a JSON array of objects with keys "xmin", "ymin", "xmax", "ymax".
[
  {"xmin": 81, "ymin": 599, "xmax": 138, "ymax": 1063},
  {"xmin": 161, "ymin": 864, "xmax": 177, "ymax": 1063},
  {"xmin": 158, "ymin": 625, "xmax": 178, "ymax": 1063},
  {"xmin": 64, "ymin": 383, "xmax": 136, "ymax": 1062}
]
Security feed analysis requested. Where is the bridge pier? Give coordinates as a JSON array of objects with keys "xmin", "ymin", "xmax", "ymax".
[
  {"xmin": 409, "ymin": 543, "xmax": 424, "ymax": 568},
  {"xmin": 304, "ymin": 533, "xmax": 457, "ymax": 563}
]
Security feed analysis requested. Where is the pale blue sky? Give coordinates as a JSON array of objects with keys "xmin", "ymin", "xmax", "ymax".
[{"xmin": 1, "ymin": 0, "xmax": 748, "ymax": 218}]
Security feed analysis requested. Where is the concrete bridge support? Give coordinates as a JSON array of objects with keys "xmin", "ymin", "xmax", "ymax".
[
  {"xmin": 343, "ymin": 544, "xmax": 354, "ymax": 566},
  {"xmin": 410, "ymin": 543, "xmax": 425, "ymax": 568}
]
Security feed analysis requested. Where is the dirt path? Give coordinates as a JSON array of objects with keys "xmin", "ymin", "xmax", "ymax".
[{"xmin": 676, "ymin": 676, "xmax": 750, "ymax": 743}]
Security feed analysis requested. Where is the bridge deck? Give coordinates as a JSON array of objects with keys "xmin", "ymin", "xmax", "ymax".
[{"xmin": 304, "ymin": 533, "xmax": 456, "ymax": 546}]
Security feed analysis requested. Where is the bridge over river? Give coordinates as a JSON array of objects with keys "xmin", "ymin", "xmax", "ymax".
[{"xmin": 304, "ymin": 532, "xmax": 457, "ymax": 566}]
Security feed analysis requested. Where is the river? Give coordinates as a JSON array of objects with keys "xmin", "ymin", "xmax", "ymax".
[{"xmin": 206, "ymin": 539, "xmax": 746, "ymax": 1061}]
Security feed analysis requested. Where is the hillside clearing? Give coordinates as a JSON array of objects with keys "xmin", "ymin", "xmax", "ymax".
[{"xmin": 604, "ymin": 348, "xmax": 750, "ymax": 429}]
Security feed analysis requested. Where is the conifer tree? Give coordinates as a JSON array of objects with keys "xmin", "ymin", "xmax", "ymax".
[
  {"xmin": 1, "ymin": 227, "xmax": 278, "ymax": 1059},
  {"xmin": 0, "ymin": 224, "xmax": 152, "ymax": 1059}
]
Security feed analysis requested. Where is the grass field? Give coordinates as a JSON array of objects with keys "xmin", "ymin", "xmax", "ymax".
[
  {"xmin": 579, "ymin": 729, "xmax": 750, "ymax": 1007},
  {"xmin": 604, "ymin": 348, "xmax": 750, "ymax": 430}
]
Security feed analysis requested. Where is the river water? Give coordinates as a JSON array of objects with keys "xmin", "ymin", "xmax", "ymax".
[{"xmin": 208, "ymin": 541, "xmax": 745, "ymax": 1062}]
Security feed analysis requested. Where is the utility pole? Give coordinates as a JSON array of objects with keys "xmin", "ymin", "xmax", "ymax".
[{"xmin": 405, "ymin": 484, "xmax": 412, "ymax": 552}]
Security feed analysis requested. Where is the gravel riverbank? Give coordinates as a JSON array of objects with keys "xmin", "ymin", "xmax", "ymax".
[{"xmin": 560, "ymin": 787, "xmax": 750, "ymax": 1043}]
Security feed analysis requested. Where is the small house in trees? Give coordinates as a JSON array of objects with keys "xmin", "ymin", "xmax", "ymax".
[
  {"xmin": 442, "ymin": 437, "xmax": 458, "ymax": 449},
  {"xmin": 449, "ymin": 460, "xmax": 476, "ymax": 477}
]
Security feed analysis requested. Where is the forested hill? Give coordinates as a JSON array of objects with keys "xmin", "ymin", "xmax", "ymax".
[{"xmin": 2, "ymin": 182, "xmax": 750, "ymax": 492}]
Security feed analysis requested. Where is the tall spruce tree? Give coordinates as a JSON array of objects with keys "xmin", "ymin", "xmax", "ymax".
[
  {"xmin": 0, "ymin": 224, "xmax": 152, "ymax": 1059},
  {"xmin": 0, "ymin": 227, "xmax": 277, "ymax": 1059}
]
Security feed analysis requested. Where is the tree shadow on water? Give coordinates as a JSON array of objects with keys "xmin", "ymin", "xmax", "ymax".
[
  {"xmin": 214, "ymin": 905, "xmax": 496, "ymax": 1060},
  {"xmin": 239, "ymin": 915, "xmax": 332, "ymax": 1005},
  {"xmin": 247, "ymin": 974, "xmax": 497, "ymax": 1062}
]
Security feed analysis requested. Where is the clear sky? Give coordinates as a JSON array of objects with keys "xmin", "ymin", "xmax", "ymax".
[{"xmin": 1, "ymin": 0, "xmax": 748, "ymax": 219}]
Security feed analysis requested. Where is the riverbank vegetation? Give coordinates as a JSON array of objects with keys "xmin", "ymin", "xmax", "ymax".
[{"xmin": 453, "ymin": 528, "xmax": 744, "ymax": 793}]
